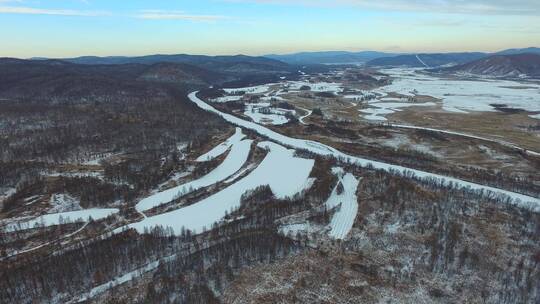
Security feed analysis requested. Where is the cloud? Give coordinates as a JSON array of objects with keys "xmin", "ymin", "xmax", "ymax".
[
  {"xmin": 0, "ymin": 5, "xmax": 109, "ymax": 16},
  {"xmin": 135, "ymin": 10, "xmax": 228, "ymax": 22},
  {"xmin": 225, "ymin": 0, "xmax": 540, "ymax": 15}
]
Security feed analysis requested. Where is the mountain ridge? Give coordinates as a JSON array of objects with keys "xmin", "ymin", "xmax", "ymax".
[{"xmin": 433, "ymin": 53, "xmax": 540, "ymax": 78}]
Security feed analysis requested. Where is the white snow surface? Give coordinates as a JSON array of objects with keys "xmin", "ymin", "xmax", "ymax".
[
  {"xmin": 244, "ymin": 103, "xmax": 291, "ymax": 125},
  {"xmin": 374, "ymin": 68, "xmax": 540, "ymax": 113},
  {"xmin": 189, "ymin": 91, "xmax": 540, "ymax": 211},
  {"xmin": 136, "ymin": 136, "xmax": 253, "ymax": 213},
  {"xmin": 196, "ymin": 127, "xmax": 245, "ymax": 162},
  {"xmin": 286, "ymin": 81, "xmax": 344, "ymax": 93},
  {"xmin": 325, "ymin": 167, "xmax": 360, "ymax": 239},
  {"xmin": 359, "ymin": 101, "xmax": 436, "ymax": 121},
  {"xmin": 211, "ymin": 95, "xmax": 243, "ymax": 103},
  {"xmin": 121, "ymin": 141, "xmax": 314, "ymax": 235},
  {"xmin": 224, "ymin": 84, "xmax": 271, "ymax": 95},
  {"xmin": 48, "ymin": 193, "xmax": 82, "ymax": 213},
  {"xmin": 5, "ymin": 209, "xmax": 119, "ymax": 232},
  {"xmin": 530, "ymin": 114, "xmax": 540, "ymax": 120},
  {"xmin": 279, "ymin": 223, "xmax": 313, "ymax": 236}
]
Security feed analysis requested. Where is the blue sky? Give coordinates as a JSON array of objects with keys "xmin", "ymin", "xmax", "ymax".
[{"xmin": 0, "ymin": 0, "xmax": 539, "ymax": 58}]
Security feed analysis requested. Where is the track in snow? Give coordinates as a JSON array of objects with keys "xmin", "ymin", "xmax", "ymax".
[
  {"xmin": 416, "ymin": 54, "xmax": 430, "ymax": 68},
  {"xmin": 298, "ymin": 107, "xmax": 313, "ymax": 125}
]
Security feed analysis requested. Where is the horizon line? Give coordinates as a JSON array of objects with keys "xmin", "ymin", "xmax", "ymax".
[{"xmin": 4, "ymin": 46, "xmax": 536, "ymax": 61}]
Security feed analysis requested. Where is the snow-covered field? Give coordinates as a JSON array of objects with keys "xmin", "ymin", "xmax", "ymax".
[
  {"xmin": 224, "ymin": 84, "xmax": 272, "ymax": 95},
  {"xmin": 211, "ymin": 95, "xmax": 243, "ymax": 103},
  {"xmin": 374, "ymin": 68, "xmax": 540, "ymax": 114},
  {"xmin": 120, "ymin": 141, "xmax": 314, "ymax": 235},
  {"xmin": 196, "ymin": 127, "xmax": 245, "ymax": 162},
  {"xmin": 5, "ymin": 208, "xmax": 119, "ymax": 232},
  {"xmin": 136, "ymin": 133, "xmax": 253, "ymax": 212},
  {"xmin": 286, "ymin": 81, "xmax": 344, "ymax": 93},
  {"xmin": 244, "ymin": 103, "xmax": 292, "ymax": 125},
  {"xmin": 324, "ymin": 167, "xmax": 360, "ymax": 239},
  {"xmin": 189, "ymin": 91, "xmax": 540, "ymax": 211},
  {"xmin": 359, "ymin": 101, "xmax": 437, "ymax": 121}
]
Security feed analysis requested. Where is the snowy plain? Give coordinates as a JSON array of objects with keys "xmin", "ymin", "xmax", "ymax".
[
  {"xmin": 285, "ymin": 81, "xmax": 344, "ymax": 93},
  {"xmin": 224, "ymin": 84, "xmax": 272, "ymax": 95},
  {"xmin": 244, "ymin": 103, "xmax": 291, "ymax": 125},
  {"xmin": 359, "ymin": 101, "xmax": 436, "ymax": 121},
  {"xmin": 373, "ymin": 68, "xmax": 540, "ymax": 114}
]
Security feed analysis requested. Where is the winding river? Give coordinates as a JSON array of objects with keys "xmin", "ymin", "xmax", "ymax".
[{"xmin": 189, "ymin": 91, "xmax": 540, "ymax": 211}]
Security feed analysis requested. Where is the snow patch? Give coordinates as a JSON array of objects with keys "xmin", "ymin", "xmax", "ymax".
[
  {"xmin": 48, "ymin": 193, "xmax": 82, "ymax": 213},
  {"xmin": 224, "ymin": 84, "xmax": 271, "ymax": 95},
  {"xmin": 5, "ymin": 209, "xmax": 119, "ymax": 232},
  {"xmin": 325, "ymin": 167, "xmax": 360, "ymax": 239}
]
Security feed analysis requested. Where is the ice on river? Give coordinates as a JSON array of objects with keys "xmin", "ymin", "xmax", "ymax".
[
  {"xmin": 136, "ymin": 134, "xmax": 252, "ymax": 212},
  {"xmin": 121, "ymin": 141, "xmax": 314, "ymax": 235},
  {"xmin": 196, "ymin": 127, "xmax": 245, "ymax": 162},
  {"xmin": 188, "ymin": 91, "xmax": 540, "ymax": 212}
]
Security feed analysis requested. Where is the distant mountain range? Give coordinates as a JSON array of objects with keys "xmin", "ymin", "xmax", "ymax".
[
  {"xmin": 0, "ymin": 55, "xmax": 301, "ymax": 103},
  {"xmin": 434, "ymin": 53, "xmax": 540, "ymax": 78},
  {"xmin": 18, "ymin": 47, "xmax": 540, "ymax": 84},
  {"xmin": 263, "ymin": 47, "xmax": 540, "ymax": 68},
  {"xmin": 365, "ymin": 52, "xmax": 487, "ymax": 68},
  {"xmin": 34, "ymin": 54, "xmax": 293, "ymax": 76},
  {"xmin": 264, "ymin": 51, "xmax": 395, "ymax": 65},
  {"xmin": 495, "ymin": 47, "xmax": 540, "ymax": 56}
]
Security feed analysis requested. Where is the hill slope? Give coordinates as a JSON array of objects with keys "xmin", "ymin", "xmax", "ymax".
[
  {"xmin": 0, "ymin": 58, "xmax": 231, "ymax": 102},
  {"xmin": 265, "ymin": 51, "xmax": 395, "ymax": 65},
  {"xmin": 496, "ymin": 47, "xmax": 540, "ymax": 56},
  {"xmin": 437, "ymin": 53, "xmax": 540, "ymax": 78},
  {"xmin": 366, "ymin": 52, "xmax": 487, "ymax": 68},
  {"xmin": 55, "ymin": 54, "xmax": 291, "ymax": 75}
]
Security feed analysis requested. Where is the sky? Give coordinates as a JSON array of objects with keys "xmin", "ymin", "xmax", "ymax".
[{"xmin": 0, "ymin": 0, "xmax": 539, "ymax": 58}]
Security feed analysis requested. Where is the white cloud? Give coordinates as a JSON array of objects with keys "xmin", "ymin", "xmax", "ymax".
[
  {"xmin": 135, "ymin": 10, "xmax": 228, "ymax": 22},
  {"xmin": 0, "ymin": 5, "xmax": 109, "ymax": 16},
  {"xmin": 226, "ymin": 0, "xmax": 540, "ymax": 15}
]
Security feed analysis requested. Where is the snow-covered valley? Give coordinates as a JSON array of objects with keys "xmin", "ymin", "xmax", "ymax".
[{"xmin": 189, "ymin": 91, "xmax": 540, "ymax": 212}]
